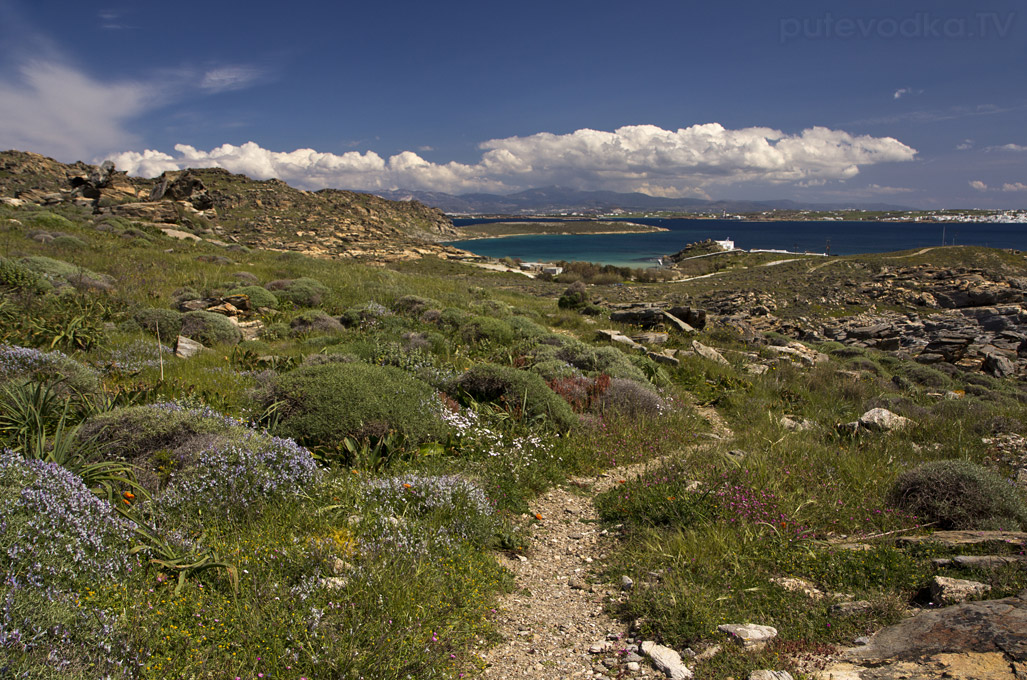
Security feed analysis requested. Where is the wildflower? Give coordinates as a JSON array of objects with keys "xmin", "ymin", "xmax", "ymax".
[
  {"xmin": 535, "ymin": 513, "xmax": 543, "ymax": 520},
  {"xmin": 123, "ymin": 491, "xmax": 135, "ymax": 500}
]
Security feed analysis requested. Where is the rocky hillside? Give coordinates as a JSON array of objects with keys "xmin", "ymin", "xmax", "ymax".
[{"xmin": 0, "ymin": 150, "xmax": 465, "ymax": 262}]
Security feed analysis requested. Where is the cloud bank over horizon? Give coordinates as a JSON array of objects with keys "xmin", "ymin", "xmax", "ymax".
[{"xmin": 106, "ymin": 124, "xmax": 917, "ymax": 197}]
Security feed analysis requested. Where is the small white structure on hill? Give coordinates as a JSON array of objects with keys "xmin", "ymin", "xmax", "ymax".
[{"xmin": 714, "ymin": 238, "xmax": 735, "ymax": 251}]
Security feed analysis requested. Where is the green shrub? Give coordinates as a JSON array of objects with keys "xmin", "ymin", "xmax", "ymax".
[
  {"xmin": 887, "ymin": 459, "xmax": 1027, "ymax": 530},
  {"xmin": 266, "ymin": 277, "xmax": 328, "ymax": 307},
  {"xmin": 289, "ymin": 310, "xmax": 343, "ymax": 336},
  {"xmin": 558, "ymin": 281, "xmax": 588, "ymax": 309},
  {"xmin": 437, "ymin": 308, "xmax": 471, "ymax": 329},
  {"xmin": 451, "ymin": 363, "xmax": 578, "ymax": 430},
  {"xmin": 229, "ymin": 285, "xmax": 279, "ymax": 310},
  {"xmin": 268, "ymin": 362, "xmax": 449, "ymax": 446},
  {"xmin": 27, "ymin": 211, "xmax": 74, "ymax": 231},
  {"xmin": 394, "ymin": 295, "xmax": 435, "ymax": 316},
  {"xmin": 133, "ymin": 307, "xmax": 184, "ymax": 339},
  {"xmin": 179, "ymin": 311, "xmax": 242, "ymax": 346},
  {"xmin": 0, "ymin": 256, "xmax": 52, "ymax": 292},
  {"xmin": 507, "ymin": 315, "xmax": 548, "ymax": 340},
  {"xmin": 19, "ymin": 256, "xmax": 111, "ymax": 291},
  {"xmin": 51, "ymin": 235, "xmax": 87, "ymax": 249},
  {"xmin": 460, "ymin": 315, "xmax": 514, "ymax": 345}
]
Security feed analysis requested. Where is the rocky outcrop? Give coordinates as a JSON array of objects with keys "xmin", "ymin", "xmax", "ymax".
[
  {"xmin": 0, "ymin": 149, "xmax": 466, "ymax": 263},
  {"xmin": 819, "ymin": 590, "xmax": 1027, "ymax": 679}
]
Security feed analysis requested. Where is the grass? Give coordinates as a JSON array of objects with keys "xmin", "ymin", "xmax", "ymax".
[{"xmin": 3, "ymin": 201, "xmax": 1027, "ymax": 680}]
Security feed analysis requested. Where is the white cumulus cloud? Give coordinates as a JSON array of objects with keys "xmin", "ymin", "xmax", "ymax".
[
  {"xmin": 970, "ymin": 180, "xmax": 989, "ymax": 191},
  {"xmin": 107, "ymin": 123, "xmax": 917, "ymax": 196},
  {"xmin": 1002, "ymin": 182, "xmax": 1027, "ymax": 192}
]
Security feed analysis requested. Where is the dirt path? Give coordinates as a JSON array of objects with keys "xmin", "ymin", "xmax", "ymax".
[{"xmin": 478, "ymin": 406, "xmax": 733, "ymax": 678}]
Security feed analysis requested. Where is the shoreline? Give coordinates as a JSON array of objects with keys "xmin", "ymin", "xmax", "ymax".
[{"xmin": 447, "ymin": 223, "xmax": 670, "ymax": 242}]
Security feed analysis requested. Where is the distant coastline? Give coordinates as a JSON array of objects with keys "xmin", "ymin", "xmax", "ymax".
[{"xmin": 448, "ymin": 220, "xmax": 668, "ymax": 242}]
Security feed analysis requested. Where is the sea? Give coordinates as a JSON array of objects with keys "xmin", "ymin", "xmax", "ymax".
[{"xmin": 445, "ymin": 218, "xmax": 1027, "ymax": 268}]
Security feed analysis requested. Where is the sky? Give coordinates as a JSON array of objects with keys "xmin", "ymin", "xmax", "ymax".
[{"xmin": 0, "ymin": 0, "xmax": 1024, "ymax": 208}]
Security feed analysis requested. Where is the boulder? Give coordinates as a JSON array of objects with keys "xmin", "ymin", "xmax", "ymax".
[
  {"xmin": 820, "ymin": 591, "xmax": 1027, "ymax": 680},
  {"xmin": 175, "ymin": 335, "xmax": 205, "ymax": 359},
  {"xmin": 597, "ymin": 329, "xmax": 644, "ymax": 350},
  {"xmin": 692, "ymin": 341, "xmax": 729, "ymax": 365},
  {"xmin": 983, "ymin": 351, "xmax": 1017, "ymax": 378},
  {"xmin": 858, "ymin": 408, "xmax": 912, "ymax": 432},
  {"xmin": 633, "ymin": 331, "xmax": 670, "ymax": 345},
  {"xmin": 717, "ymin": 623, "xmax": 777, "ymax": 649},
  {"xmin": 639, "ymin": 641, "xmax": 693, "ymax": 679},
  {"xmin": 749, "ymin": 672, "xmax": 793, "ymax": 680},
  {"xmin": 648, "ymin": 350, "xmax": 680, "ymax": 367},
  {"xmin": 930, "ymin": 576, "xmax": 991, "ymax": 605}
]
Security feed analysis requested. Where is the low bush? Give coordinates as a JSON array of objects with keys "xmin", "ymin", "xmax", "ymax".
[
  {"xmin": 460, "ymin": 315, "xmax": 514, "ymax": 345},
  {"xmin": 393, "ymin": 295, "xmax": 435, "ymax": 316},
  {"xmin": 596, "ymin": 377, "xmax": 666, "ymax": 417},
  {"xmin": 0, "ymin": 256, "xmax": 52, "ymax": 292},
  {"xmin": 267, "ymin": 362, "xmax": 449, "ymax": 446},
  {"xmin": 132, "ymin": 307, "xmax": 184, "ymax": 339},
  {"xmin": 451, "ymin": 363, "xmax": 578, "ymax": 430},
  {"xmin": 0, "ymin": 344, "xmax": 101, "ymax": 394},
  {"xmin": 228, "ymin": 285, "xmax": 279, "ymax": 309},
  {"xmin": 557, "ymin": 281, "xmax": 588, "ymax": 309},
  {"xmin": 265, "ymin": 277, "xmax": 328, "ymax": 307},
  {"xmin": 289, "ymin": 310, "xmax": 343, "ymax": 336},
  {"xmin": 179, "ymin": 310, "xmax": 242, "ymax": 346},
  {"xmin": 887, "ymin": 459, "xmax": 1027, "ymax": 530},
  {"xmin": 19, "ymin": 256, "xmax": 109, "ymax": 290}
]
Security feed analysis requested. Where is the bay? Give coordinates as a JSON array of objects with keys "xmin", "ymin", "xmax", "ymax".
[{"xmin": 446, "ymin": 218, "xmax": 1027, "ymax": 267}]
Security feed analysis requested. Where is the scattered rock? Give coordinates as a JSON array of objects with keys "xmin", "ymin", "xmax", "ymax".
[
  {"xmin": 860, "ymin": 407, "xmax": 912, "ymax": 432},
  {"xmin": 640, "ymin": 641, "xmax": 693, "ymax": 679},
  {"xmin": 829, "ymin": 601, "xmax": 873, "ymax": 617},
  {"xmin": 821, "ymin": 591, "xmax": 1027, "ymax": 679},
  {"xmin": 717, "ymin": 623, "xmax": 778, "ymax": 649},
  {"xmin": 597, "ymin": 329, "xmax": 645, "ymax": 350},
  {"xmin": 780, "ymin": 416, "xmax": 814, "ymax": 431},
  {"xmin": 620, "ymin": 575, "xmax": 634, "ymax": 591},
  {"xmin": 930, "ymin": 575, "xmax": 991, "ymax": 605},
  {"xmin": 771, "ymin": 576, "xmax": 826, "ymax": 599},
  {"xmin": 749, "ymin": 672, "xmax": 793, "ymax": 680},
  {"xmin": 648, "ymin": 350, "xmax": 681, "ymax": 366},
  {"xmin": 633, "ymin": 331, "xmax": 669, "ymax": 345},
  {"xmin": 175, "ymin": 335, "xmax": 205, "ymax": 359},
  {"xmin": 692, "ymin": 341, "xmax": 730, "ymax": 365}
]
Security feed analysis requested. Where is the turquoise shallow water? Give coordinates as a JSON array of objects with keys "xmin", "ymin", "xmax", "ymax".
[{"xmin": 446, "ymin": 218, "xmax": 1027, "ymax": 267}]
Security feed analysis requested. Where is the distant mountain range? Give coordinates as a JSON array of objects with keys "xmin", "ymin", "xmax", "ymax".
[{"xmin": 374, "ymin": 187, "xmax": 910, "ymax": 215}]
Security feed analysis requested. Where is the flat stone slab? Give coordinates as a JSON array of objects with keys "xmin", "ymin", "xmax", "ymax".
[
  {"xmin": 718, "ymin": 623, "xmax": 778, "ymax": 649},
  {"xmin": 896, "ymin": 530, "xmax": 1027, "ymax": 549}
]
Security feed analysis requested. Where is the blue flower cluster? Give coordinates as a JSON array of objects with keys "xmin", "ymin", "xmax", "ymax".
[
  {"xmin": 153, "ymin": 431, "xmax": 322, "ymax": 519},
  {"xmin": 103, "ymin": 340, "xmax": 174, "ymax": 373},
  {"xmin": 0, "ymin": 344, "xmax": 98, "ymax": 385},
  {"xmin": 363, "ymin": 474, "xmax": 501, "ymax": 547},
  {"xmin": 0, "ymin": 450, "xmax": 134, "ymax": 591}
]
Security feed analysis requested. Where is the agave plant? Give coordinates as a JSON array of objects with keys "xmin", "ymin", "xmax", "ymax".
[{"xmin": 0, "ymin": 379, "xmax": 144, "ymax": 502}]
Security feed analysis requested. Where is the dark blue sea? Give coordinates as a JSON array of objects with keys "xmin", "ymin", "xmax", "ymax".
[{"xmin": 446, "ymin": 218, "xmax": 1027, "ymax": 268}]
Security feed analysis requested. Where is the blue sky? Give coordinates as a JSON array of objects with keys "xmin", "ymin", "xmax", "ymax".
[{"xmin": 0, "ymin": 0, "xmax": 1024, "ymax": 208}]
